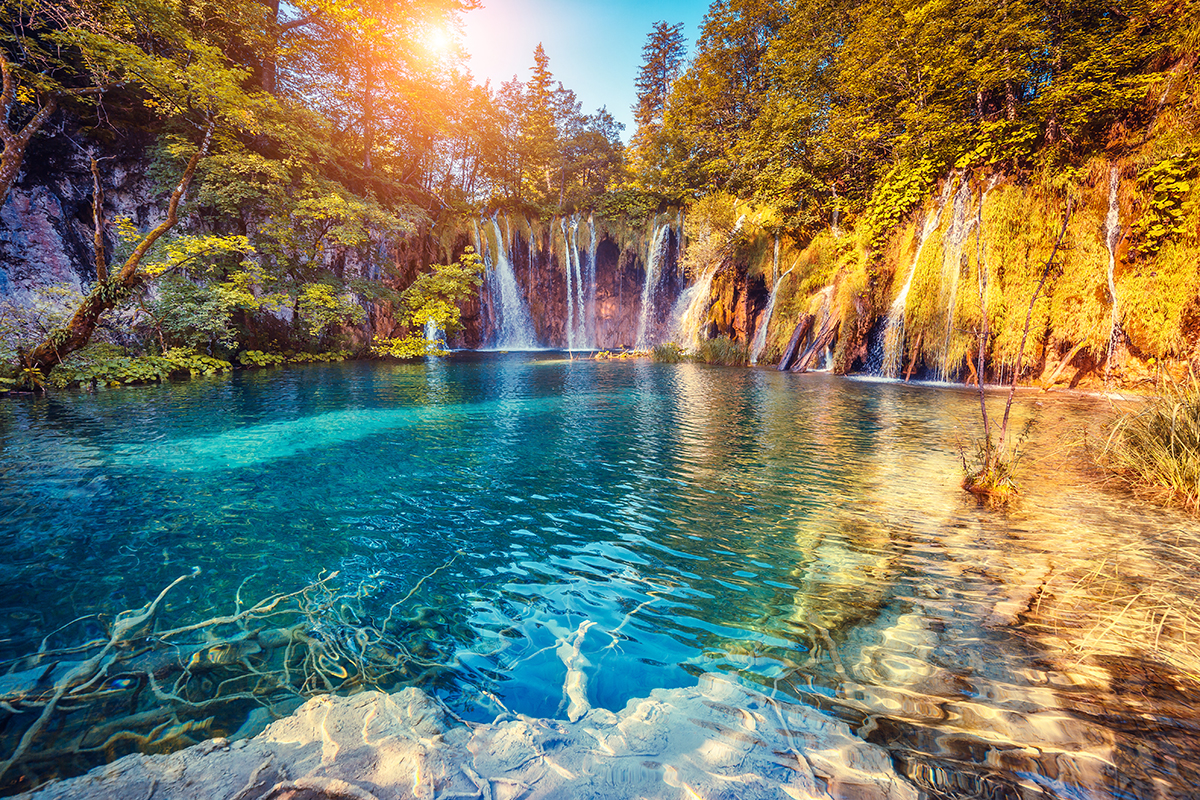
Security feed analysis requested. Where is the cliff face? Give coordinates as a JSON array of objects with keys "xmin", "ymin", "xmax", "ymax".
[
  {"xmin": 0, "ymin": 138, "xmax": 159, "ymax": 306},
  {"xmin": 5, "ymin": 141, "xmax": 1195, "ymax": 390},
  {"xmin": 692, "ymin": 164, "xmax": 1200, "ymax": 388}
]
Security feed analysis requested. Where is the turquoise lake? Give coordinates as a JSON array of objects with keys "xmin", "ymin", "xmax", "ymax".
[{"xmin": 2, "ymin": 354, "xmax": 1198, "ymax": 797}]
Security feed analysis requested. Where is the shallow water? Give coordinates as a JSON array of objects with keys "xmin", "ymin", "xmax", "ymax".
[{"xmin": 2, "ymin": 354, "xmax": 1198, "ymax": 797}]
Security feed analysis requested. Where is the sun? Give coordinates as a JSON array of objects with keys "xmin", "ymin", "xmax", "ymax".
[{"xmin": 424, "ymin": 25, "xmax": 452, "ymax": 57}]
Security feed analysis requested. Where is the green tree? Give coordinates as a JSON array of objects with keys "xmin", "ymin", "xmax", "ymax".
[{"xmin": 629, "ymin": 21, "xmax": 686, "ymax": 190}]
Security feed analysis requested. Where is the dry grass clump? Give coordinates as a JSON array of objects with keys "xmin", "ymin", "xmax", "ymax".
[
  {"xmin": 1101, "ymin": 371, "xmax": 1200, "ymax": 511},
  {"xmin": 1031, "ymin": 535, "xmax": 1200, "ymax": 684}
]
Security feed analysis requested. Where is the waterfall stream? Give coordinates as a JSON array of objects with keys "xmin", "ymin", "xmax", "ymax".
[
  {"xmin": 749, "ymin": 266, "xmax": 794, "ymax": 365},
  {"xmin": 1105, "ymin": 167, "xmax": 1121, "ymax": 370},
  {"xmin": 481, "ymin": 216, "xmax": 538, "ymax": 349},
  {"xmin": 586, "ymin": 215, "xmax": 597, "ymax": 348},
  {"xmin": 635, "ymin": 220, "xmax": 671, "ymax": 349},
  {"xmin": 672, "ymin": 264, "xmax": 719, "ymax": 351},
  {"xmin": 881, "ymin": 177, "xmax": 957, "ymax": 378},
  {"xmin": 934, "ymin": 178, "xmax": 979, "ymax": 381}
]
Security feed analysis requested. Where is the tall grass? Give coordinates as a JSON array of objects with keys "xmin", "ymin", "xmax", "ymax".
[
  {"xmin": 695, "ymin": 336, "xmax": 749, "ymax": 366},
  {"xmin": 1102, "ymin": 371, "xmax": 1200, "ymax": 511}
]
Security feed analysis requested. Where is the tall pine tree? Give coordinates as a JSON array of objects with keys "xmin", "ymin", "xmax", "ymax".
[{"xmin": 629, "ymin": 21, "xmax": 686, "ymax": 191}]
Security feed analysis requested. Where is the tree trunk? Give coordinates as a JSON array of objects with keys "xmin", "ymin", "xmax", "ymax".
[
  {"xmin": 0, "ymin": 59, "xmax": 58, "ymax": 209},
  {"xmin": 791, "ymin": 317, "xmax": 839, "ymax": 373},
  {"xmin": 777, "ymin": 314, "xmax": 814, "ymax": 371},
  {"xmin": 24, "ymin": 121, "xmax": 214, "ymax": 373}
]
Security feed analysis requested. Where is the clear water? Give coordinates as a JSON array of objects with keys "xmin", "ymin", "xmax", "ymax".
[{"xmin": 2, "ymin": 355, "xmax": 1199, "ymax": 797}]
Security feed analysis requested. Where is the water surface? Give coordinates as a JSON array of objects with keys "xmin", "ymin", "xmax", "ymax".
[{"xmin": 1, "ymin": 355, "xmax": 1197, "ymax": 797}]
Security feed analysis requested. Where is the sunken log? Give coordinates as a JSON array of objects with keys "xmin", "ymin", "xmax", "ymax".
[
  {"xmin": 791, "ymin": 317, "xmax": 840, "ymax": 373},
  {"xmin": 777, "ymin": 314, "xmax": 814, "ymax": 371}
]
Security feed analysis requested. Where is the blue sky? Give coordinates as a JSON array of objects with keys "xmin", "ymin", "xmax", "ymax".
[{"xmin": 460, "ymin": 0, "xmax": 710, "ymax": 140}]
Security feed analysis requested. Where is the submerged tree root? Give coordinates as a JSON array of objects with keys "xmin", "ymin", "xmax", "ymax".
[{"xmin": 0, "ymin": 556, "xmax": 465, "ymax": 795}]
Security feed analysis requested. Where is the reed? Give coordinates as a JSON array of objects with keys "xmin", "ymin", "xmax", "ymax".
[{"xmin": 1101, "ymin": 370, "xmax": 1200, "ymax": 511}]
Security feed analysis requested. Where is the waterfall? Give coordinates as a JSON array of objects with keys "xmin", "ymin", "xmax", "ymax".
[
  {"xmin": 424, "ymin": 317, "xmax": 443, "ymax": 351},
  {"xmin": 881, "ymin": 177, "xmax": 957, "ymax": 378},
  {"xmin": 562, "ymin": 218, "xmax": 576, "ymax": 349},
  {"xmin": 635, "ymin": 219, "xmax": 671, "ymax": 349},
  {"xmin": 749, "ymin": 266, "xmax": 795, "ymax": 365},
  {"xmin": 586, "ymin": 214, "xmax": 597, "ymax": 348},
  {"xmin": 569, "ymin": 216, "xmax": 586, "ymax": 348},
  {"xmin": 1105, "ymin": 166, "xmax": 1122, "ymax": 371},
  {"xmin": 772, "ymin": 235, "xmax": 780, "ymax": 283},
  {"xmin": 560, "ymin": 215, "xmax": 591, "ymax": 350},
  {"xmin": 481, "ymin": 216, "xmax": 538, "ymax": 349},
  {"xmin": 672, "ymin": 264, "xmax": 718, "ymax": 351},
  {"xmin": 934, "ymin": 177, "xmax": 978, "ymax": 381}
]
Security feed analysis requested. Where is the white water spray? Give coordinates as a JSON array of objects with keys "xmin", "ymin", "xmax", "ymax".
[
  {"xmin": 1105, "ymin": 166, "xmax": 1122, "ymax": 370},
  {"xmin": 934, "ymin": 177, "xmax": 979, "ymax": 381},
  {"xmin": 750, "ymin": 266, "xmax": 795, "ymax": 365},
  {"xmin": 881, "ymin": 177, "xmax": 957, "ymax": 378},
  {"xmin": 635, "ymin": 220, "xmax": 671, "ymax": 349},
  {"xmin": 482, "ymin": 216, "xmax": 538, "ymax": 349},
  {"xmin": 672, "ymin": 264, "xmax": 719, "ymax": 352}
]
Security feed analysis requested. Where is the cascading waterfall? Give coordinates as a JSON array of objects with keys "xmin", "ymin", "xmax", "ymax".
[
  {"xmin": 480, "ymin": 216, "xmax": 538, "ymax": 349},
  {"xmin": 749, "ymin": 266, "xmax": 794, "ymax": 365},
  {"xmin": 934, "ymin": 178, "xmax": 979, "ymax": 381},
  {"xmin": 881, "ymin": 177, "xmax": 957, "ymax": 378},
  {"xmin": 1105, "ymin": 166, "xmax": 1122, "ymax": 372},
  {"xmin": 635, "ymin": 219, "xmax": 671, "ymax": 349},
  {"xmin": 815, "ymin": 285, "xmax": 835, "ymax": 369},
  {"xmin": 424, "ymin": 318, "xmax": 442, "ymax": 350},
  {"xmin": 586, "ymin": 215, "xmax": 597, "ymax": 347},
  {"xmin": 562, "ymin": 218, "xmax": 576, "ymax": 349},
  {"xmin": 569, "ymin": 217, "xmax": 587, "ymax": 348},
  {"xmin": 671, "ymin": 264, "xmax": 719, "ymax": 352}
]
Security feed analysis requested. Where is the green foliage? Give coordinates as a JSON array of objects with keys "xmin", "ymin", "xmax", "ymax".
[
  {"xmin": 238, "ymin": 350, "xmax": 287, "ymax": 367},
  {"xmin": 151, "ymin": 276, "xmax": 239, "ymax": 350},
  {"xmin": 862, "ymin": 159, "xmax": 939, "ymax": 250},
  {"xmin": 371, "ymin": 334, "xmax": 447, "ymax": 359},
  {"xmin": 596, "ymin": 188, "xmax": 665, "ymax": 224},
  {"xmin": 955, "ymin": 121, "xmax": 1039, "ymax": 170},
  {"xmin": 297, "ymin": 283, "xmax": 366, "ymax": 340},
  {"xmin": 399, "ymin": 247, "xmax": 485, "ymax": 337},
  {"xmin": 0, "ymin": 283, "xmax": 88, "ymax": 364},
  {"xmin": 1131, "ymin": 152, "xmax": 1199, "ymax": 258},
  {"xmin": 1102, "ymin": 373, "xmax": 1200, "ymax": 511},
  {"xmin": 238, "ymin": 349, "xmax": 353, "ymax": 368},
  {"xmin": 682, "ymin": 193, "xmax": 743, "ymax": 278},
  {"xmin": 51, "ymin": 346, "xmax": 232, "ymax": 388}
]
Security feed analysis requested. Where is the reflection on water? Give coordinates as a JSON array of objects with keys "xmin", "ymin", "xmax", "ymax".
[{"xmin": 1, "ymin": 355, "xmax": 1199, "ymax": 797}]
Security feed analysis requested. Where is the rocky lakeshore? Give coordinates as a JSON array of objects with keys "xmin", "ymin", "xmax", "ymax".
[{"xmin": 19, "ymin": 674, "xmax": 917, "ymax": 800}]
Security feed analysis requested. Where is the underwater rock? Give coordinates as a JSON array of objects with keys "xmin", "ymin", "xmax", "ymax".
[{"xmin": 20, "ymin": 674, "xmax": 919, "ymax": 800}]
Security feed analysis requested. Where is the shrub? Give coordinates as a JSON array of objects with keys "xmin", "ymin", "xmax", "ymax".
[
  {"xmin": 239, "ymin": 349, "xmax": 353, "ymax": 367},
  {"xmin": 50, "ymin": 346, "xmax": 232, "ymax": 388}
]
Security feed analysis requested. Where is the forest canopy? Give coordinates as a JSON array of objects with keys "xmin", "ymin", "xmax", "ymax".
[{"xmin": 0, "ymin": 0, "xmax": 1196, "ymax": 376}]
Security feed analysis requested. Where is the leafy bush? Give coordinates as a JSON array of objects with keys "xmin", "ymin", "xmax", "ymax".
[
  {"xmin": 50, "ymin": 346, "xmax": 232, "ymax": 388},
  {"xmin": 287, "ymin": 350, "xmax": 353, "ymax": 363},
  {"xmin": 862, "ymin": 158, "xmax": 939, "ymax": 251},
  {"xmin": 1101, "ymin": 374, "xmax": 1200, "ymax": 511},
  {"xmin": 238, "ymin": 349, "xmax": 352, "ymax": 367},
  {"xmin": 371, "ymin": 335, "xmax": 446, "ymax": 359},
  {"xmin": 239, "ymin": 350, "xmax": 287, "ymax": 367},
  {"xmin": 1131, "ymin": 151, "xmax": 1198, "ymax": 258}
]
